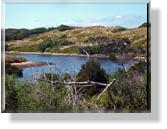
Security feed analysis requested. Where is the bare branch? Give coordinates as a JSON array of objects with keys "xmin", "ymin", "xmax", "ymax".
[
  {"xmin": 97, "ymin": 79, "xmax": 116, "ymax": 99},
  {"xmin": 37, "ymin": 78, "xmax": 108, "ymax": 87},
  {"xmin": 77, "ymin": 44, "xmax": 89, "ymax": 58}
]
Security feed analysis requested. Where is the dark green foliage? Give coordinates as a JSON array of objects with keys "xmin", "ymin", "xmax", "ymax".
[
  {"xmin": 5, "ymin": 27, "xmax": 55, "ymax": 41},
  {"xmin": 4, "ymin": 60, "xmax": 147, "ymax": 112},
  {"xmin": 112, "ymin": 27, "xmax": 127, "ymax": 33},
  {"xmin": 138, "ymin": 22, "xmax": 151, "ymax": 28},
  {"xmin": 5, "ymin": 55, "xmax": 25, "ymax": 77},
  {"xmin": 80, "ymin": 38, "xmax": 132, "ymax": 55},
  {"xmin": 5, "ymin": 29, "xmax": 30, "ymax": 41},
  {"xmin": 5, "ymin": 63, "xmax": 23, "ymax": 77},
  {"xmin": 130, "ymin": 61, "xmax": 147, "ymax": 75},
  {"xmin": 76, "ymin": 60, "xmax": 108, "ymax": 96},
  {"xmin": 5, "ymin": 75, "xmax": 19, "ymax": 112},
  {"xmin": 132, "ymin": 39, "xmax": 147, "ymax": 55},
  {"xmin": 56, "ymin": 25, "xmax": 74, "ymax": 31},
  {"xmin": 60, "ymin": 34, "xmax": 67, "ymax": 38},
  {"xmin": 139, "ymin": 23, "xmax": 147, "ymax": 27},
  {"xmin": 85, "ymin": 36, "xmax": 110, "ymax": 44},
  {"xmin": 12, "ymin": 44, "xmax": 39, "ymax": 52},
  {"xmin": 109, "ymin": 53, "xmax": 116, "ymax": 60},
  {"xmin": 108, "ymin": 61, "xmax": 147, "ymax": 111},
  {"xmin": 38, "ymin": 37, "xmax": 74, "ymax": 52},
  {"xmin": 38, "ymin": 39, "xmax": 53, "ymax": 52},
  {"xmin": 59, "ymin": 39, "xmax": 73, "ymax": 46},
  {"xmin": 77, "ymin": 60, "xmax": 108, "ymax": 83},
  {"xmin": 5, "ymin": 74, "xmax": 71, "ymax": 112}
]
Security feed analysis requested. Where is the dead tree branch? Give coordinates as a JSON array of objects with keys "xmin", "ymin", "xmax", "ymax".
[
  {"xmin": 37, "ymin": 78, "xmax": 108, "ymax": 87},
  {"xmin": 97, "ymin": 79, "xmax": 116, "ymax": 99}
]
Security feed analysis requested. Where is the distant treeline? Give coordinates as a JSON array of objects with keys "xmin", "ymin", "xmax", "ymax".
[
  {"xmin": 5, "ymin": 27, "xmax": 55, "ymax": 41},
  {"xmin": 138, "ymin": 22, "xmax": 151, "ymax": 28},
  {"xmin": 5, "ymin": 25, "xmax": 75, "ymax": 41}
]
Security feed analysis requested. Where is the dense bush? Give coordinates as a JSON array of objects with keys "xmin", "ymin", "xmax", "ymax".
[
  {"xmin": 109, "ymin": 53, "xmax": 116, "ymax": 60},
  {"xmin": 5, "ymin": 55, "xmax": 26, "ymax": 77},
  {"xmin": 4, "ymin": 60, "xmax": 148, "ymax": 112},
  {"xmin": 109, "ymin": 61, "xmax": 147, "ymax": 111},
  {"xmin": 77, "ymin": 60, "xmax": 108, "ymax": 83},
  {"xmin": 79, "ymin": 38, "xmax": 132, "ymax": 55},
  {"xmin": 38, "ymin": 39, "xmax": 53, "ymax": 52},
  {"xmin": 5, "ymin": 63, "xmax": 23, "ymax": 77},
  {"xmin": 5, "ymin": 27, "xmax": 55, "ymax": 41},
  {"xmin": 132, "ymin": 39, "xmax": 147, "ymax": 55},
  {"xmin": 5, "ymin": 74, "xmax": 71, "ymax": 112},
  {"xmin": 85, "ymin": 36, "xmax": 111, "ymax": 44},
  {"xmin": 56, "ymin": 25, "xmax": 74, "ymax": 31},
  {"xmin": 112, "ymin": 27, "xmax": 127, "ymax": 33}
]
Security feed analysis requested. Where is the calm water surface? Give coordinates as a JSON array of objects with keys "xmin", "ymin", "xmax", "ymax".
[{"xmin": 10, "ymin": 54, "xmax": 134, "ymax": 82}]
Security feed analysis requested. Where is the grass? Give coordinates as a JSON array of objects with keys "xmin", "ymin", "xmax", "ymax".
[
  {"xmin": 60, "ymin": 46, "xmax": 80, "ymax": 54},
  {"xmin": 131, "ymin": 39, "xmax": 147, "ymax": 55},
  {"xmin": 11, "ymin": 44, "xmax": 39, "ymax": 52},
  {"xmin": 6, "ymin": 25, "xmax": 148, "ymax": 57}
]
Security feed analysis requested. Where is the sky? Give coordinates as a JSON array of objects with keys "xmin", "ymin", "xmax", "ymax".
[{"xmin": 5, "ymin": 4, "xmax": 147, "ymax": 29}]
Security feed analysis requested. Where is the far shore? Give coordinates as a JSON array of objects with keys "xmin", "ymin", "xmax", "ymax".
[
  {"xmin": 6, "ymin": 51, "xmax": 146, "ymax": 61},
  {"xmin": 6, "ymin": 51, "xmax": 109, "ymax": 59}
]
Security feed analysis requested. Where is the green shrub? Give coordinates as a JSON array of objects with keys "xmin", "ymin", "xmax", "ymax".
[
  {"xmin": 112, "ymin": 27, "xmax": 127, "ymax": 33},
  {"xmin": 139, "ymin": 23, "xmax": 147, "ymax": 27},
  {"xmin": 77, "ymin": 60, "xmax": 108, "ymax": 83},
  {"xmin": 109, "ymin": 62, "xmax": 147, "ymax": 111},
  {"xmin": 5, "ymin": 63, "xmax": 23, "ymax": 77},
  {"xmin": 60, "ymin": 34, "xmax": 67, "ymax": 39},
  {"xmin": 109, "ymin": 53, "xmax": 116, "ymax": 60},
  {"xmin": 38, "ymin": 39, "xmax": 53, "ymax": 52},
  {"xmin": 132, "ymin": 39, "xmax": 147, "ymax": 55},
  {"xmin": 5, "ymin": 75, "xmax": 19, "ymax": 112},
  {"xmin": 56, "ymin": 25, "xmax": 74, "ymax": 31},
  {"xmin": 5, "ymin": 74, "xmax": 71, "ymax": 112}
]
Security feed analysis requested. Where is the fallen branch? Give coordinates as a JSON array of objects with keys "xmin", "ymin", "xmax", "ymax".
[
  {"xmin": 37, "ymin": 78, "xmax": 108, "ymax": 87},
  {"xmin": 77, "ymin": 44, "xmax": 89, "ymax": 58},
  {"xmin": 97, "ymin": 79, "xmax": 116, "ymax": 99}
]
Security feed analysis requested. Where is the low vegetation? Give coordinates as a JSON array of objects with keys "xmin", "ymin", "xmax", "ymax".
[
  {"xmin": 56, "ymin": 24, "xmax": 75, "ymax": 31},
  {"xmin": 5, "ymin": 27, "xmax": 56, "ymax": 41},
  {"xmin": 4, "ymin": 23, "xmax": 149, "ymax": 112},
  {"xmin": 6, "ymin": 23, "xmax": 147, "ymax": 58},
  {"xmin": 5, "ymin": 55, "xmax": 26, "ymax": 77},
  {"xmin": 5, "ymin": 59, "xmax": 148, "ymax": 112}
]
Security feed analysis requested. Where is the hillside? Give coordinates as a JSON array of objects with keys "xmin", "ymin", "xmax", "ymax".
[{"xmin": 5, "ymin": 24, "xmax": 147, "ymax": 58}]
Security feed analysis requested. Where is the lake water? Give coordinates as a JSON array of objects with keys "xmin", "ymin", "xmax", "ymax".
[{"xmin": 10, "ymin": 54, "xmax": 134, "ymax": 82}]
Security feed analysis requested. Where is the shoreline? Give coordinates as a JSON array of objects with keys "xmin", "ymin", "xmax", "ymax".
[
  {"xmin": 6, "ymin": 51, "xmax": 146, "ymax": 61},
  {"xmin": 6, "ymin": 51, "xmax": 109, "ymax": 59}
]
